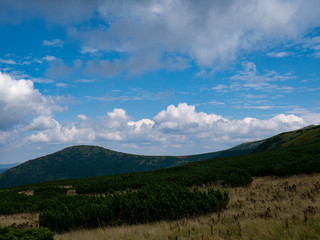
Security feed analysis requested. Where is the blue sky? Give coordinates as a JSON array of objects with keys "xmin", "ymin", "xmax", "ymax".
[{"xmin": 1, "ymin": 0, "xmax": 320, "ymax": 164}]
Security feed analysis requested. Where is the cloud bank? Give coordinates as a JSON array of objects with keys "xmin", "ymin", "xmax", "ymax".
[{"xmin": 24, "ymin": 103, "xmax": 307, "ymax": 154}]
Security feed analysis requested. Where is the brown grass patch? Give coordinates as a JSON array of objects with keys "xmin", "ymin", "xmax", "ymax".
[{"xmin": 0, "ymin": 212, "xmax": 39, "ymax": 228}]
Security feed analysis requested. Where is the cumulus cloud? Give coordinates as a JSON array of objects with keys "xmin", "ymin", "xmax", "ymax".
[
  {"xmin": 42, "ymin": 55, "xmax": 57, "ymax": 62},
  {"xmin": 22, "ymin": 116, "xmax": 59, "ymax": 131},
  {"xmin": 0, "ymin": 72, "xmax": 61, "ymax": 130},
  {"xmin": 26, "ymin": 116, "xmax": 95, "ymax": 143},
  {"xmin": 24, "ymin": 103, "xmax": 311, "ymax": 154}
]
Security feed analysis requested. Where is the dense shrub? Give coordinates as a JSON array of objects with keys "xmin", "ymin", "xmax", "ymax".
[
  {"xmin": 34, "ymin": 187, "xmax": 67, "ymax": 197},
  {"xmin": 0, "ymin": 191, "xmax": 38, "ymax": 215},
  {"xmin": 221, "ymin": 169, "xmax": 252, "ymax": 187},
  {"xmin": 39, "ymin": 183, "xmax": 229, "ymax": 232},
  {"xmin": 0, "ymin": 226, "xmax": 53, "ymax": 240}
]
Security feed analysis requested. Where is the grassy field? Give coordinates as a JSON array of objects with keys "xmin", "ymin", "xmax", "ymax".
[{"xmin": 50, "ymin": 173, "xmax": 320, "ymax": 240}]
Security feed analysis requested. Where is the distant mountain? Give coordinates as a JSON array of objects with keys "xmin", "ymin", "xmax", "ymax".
[
  {"xmin": 0, "ymin": 163, "xmax": 20, "ymax": 174},
  {"xmin": 0, "ymin": 168, "xmax": 9, "ymax": 174},
  {"xmin": 0, "ymin": 163, "xmax": 20, "ymax": 169},
  {"xmin": 0, "ymin": 140, "xmax": 261, "ymax": 188}
]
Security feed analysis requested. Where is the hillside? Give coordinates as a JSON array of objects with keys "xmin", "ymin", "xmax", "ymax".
[
  {"xmin": 253, "ymin": 125, "xmax": 320, "ymax": 153},
  {"xmin": 0, "ymin": 141, "xmax": 259, "ymax": 188}
]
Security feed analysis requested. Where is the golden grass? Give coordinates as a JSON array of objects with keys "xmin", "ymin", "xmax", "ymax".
[{"xmin": 55, "ymin": 173, "xmax": 320, "ymax": 240}]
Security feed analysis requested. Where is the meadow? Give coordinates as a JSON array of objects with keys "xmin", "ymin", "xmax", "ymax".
[
  {"xmin": 1, "ymin": 173, "xmax": 320, "ymax": 239},
  {"xmin": 53, "ymin": 173, "xmax": 320, "ymax": 240}
]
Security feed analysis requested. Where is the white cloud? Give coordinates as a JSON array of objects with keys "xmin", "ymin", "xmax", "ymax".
[
  {"xmin": 0, "ymin": 58, "xmax": 17, "ymax": 65},
  {"xmin": 26, "ymin": 117, "xmax": 95, "ymax": 143},
  {"xmin": 43, "ymin": 39, "xmax": 64, "ymax": 47},
  {"xmin": 23, "ymin": 103, "xmax": 312, "ymax": 155},
  {"xmin": 42, "ymin": 55, "xmax": 57, "ymax": 62},
  {"xmin": 31, "ymin": 78, "xmax": 54, "ymax": 84},
  {"xmin": 107, "ymin": 108, "xmax": 127, "ymax": 120},
  {"xmin": 75, "ymin": 0, "xmax": 320, "ymax": 72},
  {"xmin": 0, "ymin": 130, "xmax": 19, "ymax": 146},
  {"xmin": 81, "ymin": 46, "xmax": 99, "ymax": 54},
  {"xmin": 230, "ymin": 61, "xmax": 295, "ymax": 90},
  {"xmin": 75, "ymin": 79, "xmax": 95, "ymax": 83},
  {"xmin": 128, "ymin": 119, "xmax": 155, "ymax": 133},
  {"xmin": 154, "ymin": 103, "xmax": 225, "ymax": 132},
  {"xmin": 77, "ymin": 114, "xmax": 88, "ymax": 121},
  {"xmin": 267, "ymin": 51, "xmax": 293, "ymax": 57},
  {"xmin": 22, "ymin": 116, "xmax": 59, "ymax": 131},
  {"xmin": 0, "ymin": 72, "xmax": 61, "ymax": 130},
  {"xmin": 56, "ymin": 83, "xmax": 68, "ymax": 88}
]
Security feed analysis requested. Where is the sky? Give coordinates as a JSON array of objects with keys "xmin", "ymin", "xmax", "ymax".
[{"xmin": 1, "ymin": 0, "xmax": 320, "ymax": 164}]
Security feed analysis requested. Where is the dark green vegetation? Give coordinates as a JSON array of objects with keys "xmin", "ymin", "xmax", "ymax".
[
  {"xmin": 0, "ymin": 140, "xmax": 261, "ymax": 188},
  {"xmin": 0, "ymin": 226, "xmax": 53, "ymax": 240},
  {"xmin": 39, "ymin": 183, "xmax": 228, "ymax": 232},
  {"xmin": 0, "ymin": 184, "xmax": 228, "ymax": 233}
]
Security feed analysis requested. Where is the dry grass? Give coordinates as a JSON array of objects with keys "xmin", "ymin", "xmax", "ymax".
[
  {"xmin": 55, "ymin": 173, "xmax": 320, "ymax": 240},
  {"xmin": 0, "ymin": 212, "xmax": 39, "ymax": 228}
]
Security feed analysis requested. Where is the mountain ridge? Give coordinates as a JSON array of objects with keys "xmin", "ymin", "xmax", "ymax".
[{"xmin": 0, "ymin": 140, "xmax": 260, "ymax": 188}]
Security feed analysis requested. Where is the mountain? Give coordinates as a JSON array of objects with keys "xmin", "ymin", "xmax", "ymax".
[{"xmin": 0, "ymin": 141, "xmax": 260, "ymax": 188}]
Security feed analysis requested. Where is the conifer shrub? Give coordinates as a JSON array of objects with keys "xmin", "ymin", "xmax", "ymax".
[
  {"xmin": 0, "ymin": 226, "xmax": 53, "ymax": 240},
  {"xmin": 39, "ymin": 183, "xmax": 229, "ymax": 232},
  {"xmin": 221, "ymin": 169, "xmax": 253, "ymax": 187}
]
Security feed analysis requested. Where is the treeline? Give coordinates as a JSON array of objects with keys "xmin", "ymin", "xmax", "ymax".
[
  {"xmin": 0, "ymin": 226, "xmax": 53, "ymax": 240},
  {"xmin": 74, "ymin": 168, "xmax": 252, "ymax": 194},
  {"xmin": 72, "ymin": 150, "xmax": 318, "ymax": 194},
  {"xmin": 39, "ymin": 183, "xmax": 229, "ymax": 232}
]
